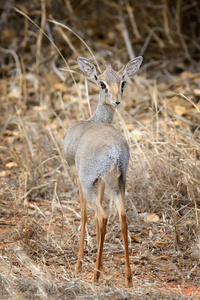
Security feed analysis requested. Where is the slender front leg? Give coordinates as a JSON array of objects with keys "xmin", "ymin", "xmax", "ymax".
[
  {"xmin": 119, "ymin": 213, "xmax": 132, "ymax": 287},
  {"xmin": 75, "ymin": 180, "xmax": 87, "ymax": 271},
  {"xmin": 118, "ymin": 193, "xmax": 132, "ymax": 287}
]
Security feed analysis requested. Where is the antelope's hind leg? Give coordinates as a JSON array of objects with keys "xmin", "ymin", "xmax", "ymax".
[
  {"xmin": 93, "ymin": 198, "xmax": 108, "ymax": 283},
  {"xmin": 95, "ymin": 179, "xmax": 106, "ymax": 271},
  {"xmin": 114, "ymin": 188, "xmax": 132, "ymax": 287}
]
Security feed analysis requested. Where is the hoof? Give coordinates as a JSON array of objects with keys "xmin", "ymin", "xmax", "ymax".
[
  {"xmin": 75, "ymin": 260, "xmax": 82, "ymax": 272},
  {"xmin": 125, "ymin": 277, "xmax": 132, "ymax": 288},
  {"xmin": 93, "ymin": 269, "xmax": 100, "ymax": 283},
  {"xmin": 92, "ymin": 275, "xmax": 99, "ymax": 283}
]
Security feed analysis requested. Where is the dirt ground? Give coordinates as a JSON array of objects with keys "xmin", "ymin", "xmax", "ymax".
[{"xmin": 0, "ymin": 1, "xmax": 200, "ymax": 299}]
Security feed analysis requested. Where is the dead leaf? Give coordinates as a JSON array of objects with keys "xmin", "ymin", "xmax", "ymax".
[
  {"xmin": 0, "ymin": 171, "xmax": 9, "ymax": 177},
  {"xmin": 156, "ymin": 241, "xmax": 168, "ymax": 246},
  {"xmin": 5, "ymin": 162, "xmax": 18, "ymax": 168},
  {"xmin": 131, "ymin": 129, "xmax": 145, "ymax": 142},
  {"xmin": 131, "ymin": 235, "xmax": 142, "ymax": 243},
  {"xmin": 53, "ymin": 82, "xmax": 67, "ymax": 92},
  {"xmin": 173, "ymin": 105, "xmax": 188, "ymax": 115},
  {"xmin": 44, "ymin": 211, "xmax": 52, "ymax": 216},
  {"xmin": 33, "ymin": 106, "xmax": 48, "ymax": 111},
  {"xmin": 140, "ymin": 212, "xmax": 160, "ymax": 224},
  {"xmin": 181, "ymin": 71, "xmax": 194, "ymax": 79},
  {"xmin": 8, "ymin": 87, "xmax": 21, "ymax": 100},
  {"xmin": 194, "ymin": 89, "xmax": 200, "ymax": 96},
  {"xmin": 2, "ymin": 29, "xmax": 16, "ymax": 41}
]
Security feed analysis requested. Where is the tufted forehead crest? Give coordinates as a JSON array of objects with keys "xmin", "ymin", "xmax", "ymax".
[{"xmin": 100, "ymin": 65, "xmax": 121, "ymax": 84}]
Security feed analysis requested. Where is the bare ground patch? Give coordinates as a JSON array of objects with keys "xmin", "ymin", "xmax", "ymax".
[{"xmin": 1, "ymin": 1, "xmax": 200, "ymax": 298}]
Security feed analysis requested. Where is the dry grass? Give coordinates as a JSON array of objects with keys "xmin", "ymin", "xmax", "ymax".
[{"xmin": 0, "ymin": 0, "xmax": 200, "ymax": 299}]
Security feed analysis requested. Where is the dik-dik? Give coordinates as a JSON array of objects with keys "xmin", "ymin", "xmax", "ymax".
[{"xmin": 63, "ymin": 56, "xmax": 143, "ymax": 286}]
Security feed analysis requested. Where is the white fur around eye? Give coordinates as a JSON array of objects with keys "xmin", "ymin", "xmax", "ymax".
[{"xmin": 100, "ymin": 81, "xmax": 108, "ymax": 92}]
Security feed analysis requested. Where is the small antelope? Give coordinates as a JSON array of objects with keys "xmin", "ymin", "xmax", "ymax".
[{"xmin": 63, "ymin": 56, "xmax": 143, "ymax": 287}]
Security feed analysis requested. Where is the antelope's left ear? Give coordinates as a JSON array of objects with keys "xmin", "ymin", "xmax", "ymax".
[
  {"xmin": 77, "ymin": 57, "xmax": 101, "ymax": 83},
  {"xmin": 119, "ymin": 56, "xmax": 143, "ymax": 80}
]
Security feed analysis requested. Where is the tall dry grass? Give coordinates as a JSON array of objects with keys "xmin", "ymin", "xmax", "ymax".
[{"xmin": 0, "ymin": 0, "xmax": 200, "ymax": 298}]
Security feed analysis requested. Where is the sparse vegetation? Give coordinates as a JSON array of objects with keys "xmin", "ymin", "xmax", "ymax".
[{"xmin": 0, "ymin": 0, "xmax": 200, "ymax": 299}]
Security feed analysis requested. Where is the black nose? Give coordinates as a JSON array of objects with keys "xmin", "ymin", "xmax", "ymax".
[{"xmin": 116, "ymin": 101, "xmax": 120, "ymax": 105}]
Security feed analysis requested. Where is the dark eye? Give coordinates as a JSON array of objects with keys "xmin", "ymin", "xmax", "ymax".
[
  {"xmin": 100, "ymin": 82, "xmax": 106, "ymax": 89},
  {"xmin": 121, "ymin": 81, "xmax": 126, "ymax": 92}
]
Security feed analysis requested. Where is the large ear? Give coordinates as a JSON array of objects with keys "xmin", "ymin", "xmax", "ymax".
[
  {"xmin": 77, "ymin": 57, "xmax": 100, "ymax": 83},
  {"xmin": 119, "ymin": 56, "xmax": 143, "ymax": 80}
]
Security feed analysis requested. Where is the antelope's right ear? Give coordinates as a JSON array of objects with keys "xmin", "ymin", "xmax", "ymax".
[
  {"xmin": 119, "ymin": 56, "xmax": 143, "ymax": 80},
  {"xmin": 77, "ymin": 57, "xmax": 100, "ymax": 83}
]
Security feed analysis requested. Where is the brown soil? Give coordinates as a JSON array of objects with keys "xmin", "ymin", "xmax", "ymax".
[{"xmin": 0, "ymin": 1, "xmax": 200, "ymax": 299}]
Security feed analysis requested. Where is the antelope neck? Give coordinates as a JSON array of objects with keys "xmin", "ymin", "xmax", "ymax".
[{"xmin": 87, "ymin": 100, "xmax": 115, "ymax": 124}]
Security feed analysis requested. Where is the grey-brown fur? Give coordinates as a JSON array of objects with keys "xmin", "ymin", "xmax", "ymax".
[
  {"xmin": 63, "ymin": 56, "xmax": 143, "ymax": 287},
  {"xmin": 64, "ymin": 121, "xmax": 129, "ymax": 200}
]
